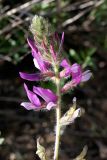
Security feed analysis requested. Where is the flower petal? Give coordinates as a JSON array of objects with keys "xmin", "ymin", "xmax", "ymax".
[
  {"xmin": 60, "ymin": 59, "xmax": 70, "ymax": 68},
  {"xmin": 71, "ymin": 63, "xmax": 82, "ymax": 84},
  {"xmin": 60, "ymin": 59, "xmax": 72, "ymax": 77},
  {"xmin": 21, "ymin": 102, "xmax": 36, "ymax": 110},
  {"xmin": 60, "ymin": 68, "xmax": 71, "ymax": 78},
  {"xmin": 33, "ymin": 86, "xmax": 57, "ymax": 103},
  {"xmin": 60, "ymin": 61, "xmax": 82, "ymax": 83},
  {"xmin": 61, "ymin": 80, "xmax": 76, "ymax": 93},
  {"xmin": 71, "ymin": 63, "xmax": 80, "ymax": 73},
  {"xmin": 24, "ymin": 83, "xmax": 41, "ymax": 107},
  {"xmin": 33, "ymin": 58, "xmax": 41, "ymax": 70},
  {"xmin": 19, "ymin": 72, "xmax": 42, "ymax": 81},
  {"xmin": 81, "ymin": 70, "xmax": 92, "ymax": 82},
  {"xmin": 27, "ymin": 38, "xmax": 47, "ymax": 72},
  {"xmin": 46, "ymin": 102, "xmax": 56, "ymax": 110}
]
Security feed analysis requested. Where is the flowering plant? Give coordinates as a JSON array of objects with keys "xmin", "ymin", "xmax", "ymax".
[{"xmin": 19, "ymin": 15, "xmax": 92, "ymax": 160}]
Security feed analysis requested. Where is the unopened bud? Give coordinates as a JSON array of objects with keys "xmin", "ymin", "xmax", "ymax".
[{"xmin": 30, "ymin": 15, "xmax": 54, "ymax": 44}]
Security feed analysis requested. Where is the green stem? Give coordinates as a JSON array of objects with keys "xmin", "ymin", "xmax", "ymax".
[{"xmin": 54, "ymin": 74, "xmax": 61, "ymax": 160}]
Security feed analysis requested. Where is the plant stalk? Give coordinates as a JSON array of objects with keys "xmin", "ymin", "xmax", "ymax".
[{"xmin": 54, "ymin": 74, "xmax": 61, "ymax": 160}]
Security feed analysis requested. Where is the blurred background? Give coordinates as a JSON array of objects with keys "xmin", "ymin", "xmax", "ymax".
[{"xmin": 0, "ymin": 0, "xmax": 107, "ymax": 159}]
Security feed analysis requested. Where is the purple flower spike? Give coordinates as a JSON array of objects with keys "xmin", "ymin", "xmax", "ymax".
[
  {"xmin": 21, "ymin": 84, "xmax": 57, "ymax": 111},
  {"xmin": 19, "ymin": 72, "xmax": 42, "ymax": 81}
]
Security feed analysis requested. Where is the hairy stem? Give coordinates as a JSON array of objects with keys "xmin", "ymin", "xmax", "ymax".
[{"xmin": 54, "ymin": 68, "xmax": 61, "ymax": 160}]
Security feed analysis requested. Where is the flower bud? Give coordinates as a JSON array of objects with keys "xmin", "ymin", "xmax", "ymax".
[
  {"xmin": 29, "ymin": 15, "xmax": 64, "ymax": 67},
  {"xmin": 30, "ymin": 15, "xmax": 54, "ymax": 45}
]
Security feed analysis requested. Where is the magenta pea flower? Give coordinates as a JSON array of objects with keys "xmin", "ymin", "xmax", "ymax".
[
  {"xmin": 27, "ymin": 38, "xmax": 50, "ymax": 72},
  {"xmin": 21, "ymin": 84, "xmax": 57, "ymax": 111},
  {"xmin": 19, "ymin": 38, "xmax": 54, "ymax": 81},
  {"xmin": 60, "ymin": 59, "xmax": 92, "ymax": 92},
  {"xmin": 60, "ymin": 59, "xmax": 82, "ymax": 83}
]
